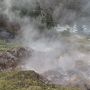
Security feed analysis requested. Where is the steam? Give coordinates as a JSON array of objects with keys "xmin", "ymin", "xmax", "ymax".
[{"xmin": 1, "ymin": 0, "xmax": 90, "ymax": 86}]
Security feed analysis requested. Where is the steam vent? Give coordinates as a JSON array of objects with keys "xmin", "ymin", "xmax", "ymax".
[{"xmin": 0, "ymin": 0, "xmax": 90, "ymax": 90}]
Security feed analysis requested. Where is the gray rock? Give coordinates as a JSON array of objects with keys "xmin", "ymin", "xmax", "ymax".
[{"xmin": 0, "ymin": 47, "xmax": 31, "ymax": 71}]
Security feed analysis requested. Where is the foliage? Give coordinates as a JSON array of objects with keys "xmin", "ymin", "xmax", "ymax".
[{"xmin": 12, "ymin": 2, "xmax": 55, "ymax": 29}]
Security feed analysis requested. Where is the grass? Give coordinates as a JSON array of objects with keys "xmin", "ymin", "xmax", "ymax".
[
  {"xmin": 0, "ymin": 39, "xmax": 21, "ymax": 52},
  {"xmin": 0, "ymin": 70, "xmax": 81, "ymax": 90}
]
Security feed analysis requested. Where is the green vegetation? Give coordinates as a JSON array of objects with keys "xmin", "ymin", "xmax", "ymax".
[
  {"xmin": 0, "ymin": 40, "xmax": 21, "ymax": 52},
  {"xmin": 12, "ymin": 2, "xmax": 55, "ymax": 29},
  {"xmin": 0, "ymin": 70, "xmax": 81, "ymax": 90}
]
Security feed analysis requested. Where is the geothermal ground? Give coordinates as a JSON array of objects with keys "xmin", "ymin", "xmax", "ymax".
[{"xmin": 0, "ymin": 0, "xmax": 90, "ymax": 90}]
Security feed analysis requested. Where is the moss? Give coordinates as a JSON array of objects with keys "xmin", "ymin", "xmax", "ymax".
[{"xmin": 0, "ymin": 70, "xmax": 81, "ymax": 90}]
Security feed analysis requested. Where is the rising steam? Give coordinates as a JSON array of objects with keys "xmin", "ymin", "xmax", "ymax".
[{"xmin": 0, "ymin": 0, "xmax": 90, "ymax": 86}]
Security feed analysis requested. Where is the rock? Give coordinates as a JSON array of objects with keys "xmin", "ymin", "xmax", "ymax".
[
  {"xmin": 0, "ymin": 28, "xmax": 14, "ymax": 39},
  {"xmin": 0, "ymin": 14, "xmax": 20, "ymax": 40},
  {"xmin": 7, "ymin": 47, "xmax": 31, "ymax": 58},
  {"xmin": 0, "ymin": 47, "xmax": 31, "ymax": 71},
  {"xmin": 42, "ymin": 68, "xmax": 90, "ymax": 90}
]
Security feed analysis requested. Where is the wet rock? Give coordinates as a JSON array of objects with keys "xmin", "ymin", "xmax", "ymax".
[
  {"xmin": 0, "ymin": 28, "xmax": 14, "ymax": 39},
  {"xmin": 0, "ymin": 14, "xmax": 20, "ymax": 40}
]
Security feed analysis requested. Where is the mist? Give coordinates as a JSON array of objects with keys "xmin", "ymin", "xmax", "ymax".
[{"xmin": 0, "ymin": 0, "xmax": 90, "ymax": 86}]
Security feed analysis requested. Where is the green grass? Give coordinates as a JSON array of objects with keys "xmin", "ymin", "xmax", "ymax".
[
  {"xmin": 0, "ymin": 39, "xmax": 21, "ymax": 52},
  {"xmin": 0, "ymin": 70, "xmax": 81, "ymax": 90}
]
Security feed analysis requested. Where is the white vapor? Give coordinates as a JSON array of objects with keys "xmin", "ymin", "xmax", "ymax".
[{"xmin": 1, "ymin": 0, "xmax": 90, "ymax": 86}]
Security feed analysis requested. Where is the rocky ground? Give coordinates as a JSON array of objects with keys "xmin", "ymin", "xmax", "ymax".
[
  {"xmin": 42, "ymin": 68, "xmax": 90, "ymax": 90},
  {"xmin": 0, "ymin": 47, "xmax": 31, "ymax": 71}
]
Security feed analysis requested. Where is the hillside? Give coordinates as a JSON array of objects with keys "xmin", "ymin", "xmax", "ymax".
[
  {"xmin": 0, "ymin": 40, "xmax": 81, "ymax": 90},
  {"xmin": 0, "ymin": 0, "xmax": 90, "ymax": 90},
  {"xmin": 0, "ymin": 70, "xmax": 81, "ymax": 90}
]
